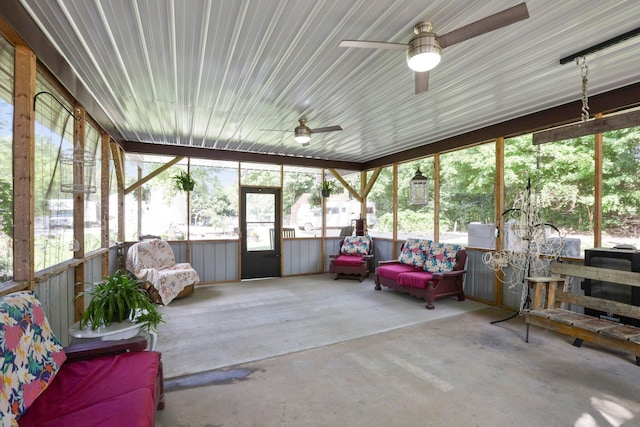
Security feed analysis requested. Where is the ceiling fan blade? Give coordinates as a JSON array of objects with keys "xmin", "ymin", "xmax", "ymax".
[
  {"xmin": 309, "ymin": 125, "xmax": 343, "ymax": 134},
  {"xmin": 437, "ymin": 2, "xmax": 529, "ymax": 49},
  {"xmin": 339, "ymin": 40, "xmax": 407, "ymax": 51},
  {"xmin": 414, "ymin": 71, "xmax": 429, "ymax": 95}
]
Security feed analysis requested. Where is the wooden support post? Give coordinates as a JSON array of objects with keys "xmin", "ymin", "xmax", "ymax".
[
  {"xmin": 360, "ymin": 171, "xmax": 367, "ymax": 223},
  {"xmin": 110, "ymin": 142, "xmax": 125, "ymax": 267},
  {"xmin": 494, "ymin": 137, "xmax": 505, "ymax": 307},
  {"xmin": 73, "ymin": 106, "xmax": 86, "ymax": 322},
  {"xmin": 136, "ymin": 167, "xmax": 142, "ymax": 239},
  {"xmin": 392, "ymin": 163, "xmax": 398, "ymax": 258},
  {"xmin": 593, "ymin": 113, "xmax": 603, "ymax": 248},
  {"xmin": 13, "ymin": 45, "xmax": 36, "ymax": 290},
  {"xmin": 186, "ymin": 159, "xmax": 191, "ymax": 263},
  {"xmin": 433, "ymin": 154, "xmax": 440, "ymax": 242},
  {"xmin": 101, "ymin": 133, "xmax": 110, "ymax": 276}
]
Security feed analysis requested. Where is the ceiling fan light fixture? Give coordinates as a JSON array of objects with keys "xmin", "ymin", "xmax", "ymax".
[
  {"xmin": 294, "ymin": 124, "xmax": 311, "ymax": 144},
  {"xmin": 407, "ymin": 32, "xmax": 441, "ymax": 72}
]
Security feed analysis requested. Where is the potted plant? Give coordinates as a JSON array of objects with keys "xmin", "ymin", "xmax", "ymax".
[
  {"xmin": 321, "ymin": 181, "xmax": 333, "ymax": 198},
  {"xmin": 172, "ymin": 170, "xmax": 196, "ymax": 192},
  {"xmin": 78, "ymin": 270, "xmax": 164, "ymax": 333}
]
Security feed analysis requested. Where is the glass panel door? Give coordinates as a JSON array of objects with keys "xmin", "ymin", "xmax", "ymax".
[{"xmin": 241, "ymin": 187, "xmax": 281, "ymax": 278}]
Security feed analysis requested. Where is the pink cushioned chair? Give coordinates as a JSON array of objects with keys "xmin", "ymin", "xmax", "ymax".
[{"xmin": 329, "ymin": 235, "xmax": 374, "ymax": 281}]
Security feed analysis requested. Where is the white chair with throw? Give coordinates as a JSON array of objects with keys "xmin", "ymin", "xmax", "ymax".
[{"xmin": 126, "ymin": 239, "xmax": 200, "ymax": 305}]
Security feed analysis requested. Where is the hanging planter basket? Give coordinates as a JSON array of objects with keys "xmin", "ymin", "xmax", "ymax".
[
  {"xmin": 172, "ymin": 171, "xmax": 196, "ymax": 192},
  {"xmin": 321, "ymin": 181, "xmax": 333, "ymax": 198}
]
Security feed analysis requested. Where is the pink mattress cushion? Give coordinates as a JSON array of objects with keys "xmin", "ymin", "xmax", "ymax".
[
  {"xmin": 376, "ymin": 263, "xmax": 421, "ymax": 281},
  {"xmin": 333, "ymin": 255, "xmax": 364, "ymax": 266},
  {"xmin": 18, "ymin": 351, "xmax": 160, "ymax": 427},
  {"xmin": 396, "ymin": 271, "xmax": 435, "ymax": 289}
]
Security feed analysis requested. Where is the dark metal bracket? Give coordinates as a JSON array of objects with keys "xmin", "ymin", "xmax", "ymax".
[
  {"xmin": 33, "ymin": 91, "xmax": 80, "ymax": 120},
  {"xmin": 560, "ymin": 27, "xmax": 640, "ymax": 65}
]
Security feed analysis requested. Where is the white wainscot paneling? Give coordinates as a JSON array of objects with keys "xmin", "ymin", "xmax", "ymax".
[{"xmin": 284, "ymin": 239, "xmax": 322, "ymax": 275}]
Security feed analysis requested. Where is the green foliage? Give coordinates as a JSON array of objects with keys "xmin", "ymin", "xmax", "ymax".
[
  {"xmin": 0, "ymin": 179, "xmax": 12, "ymax": 237},
  {"xmin": 241, "ymin": 169, "xmax": 279, "ymax": 186},
  {"xmin": 308, "ymin": 192, "xmax": 322, "ymax": 207},
  {"xmin": 78, "ymin": 270, "xmax": 163, "ymax": 332},
  {"xmin": 189, "ymin": 166, "xmax": 237, "ymax": 224},
  {"xmin": 283, "ymin": 171, "xmax": 317, "ymax": 214},
  {"xmin": 172, "ymin": 170, "xmax": 196, "ymax": 192},
  {"xmin": 321, "ymin": 181, "xmax": 333, "ymax": 192}
]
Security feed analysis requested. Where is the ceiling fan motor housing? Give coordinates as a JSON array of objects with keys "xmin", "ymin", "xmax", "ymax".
[
  {"xmin": 294, "ymin": 119, "xmax": 311, "ymax": 144},
  {"xmin": 407, "ymin": 24, "xmax": 442, "ymax": 72}
]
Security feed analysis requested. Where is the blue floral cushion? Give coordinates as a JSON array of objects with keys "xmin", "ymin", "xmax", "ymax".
[
  {"xmin": 0, "ymin": 291, "xmax": 67, "ymax": 425},
  {"xmin": 340, "ymin": 235, "xmax": 372, "ymax": 256},
  {"xmin": 424, "ymin": 242, "xmax": 463, "ymax": 273},
  {"xmin": 398, "ymin": 238, "xmax": 432, "ymax": 268}
]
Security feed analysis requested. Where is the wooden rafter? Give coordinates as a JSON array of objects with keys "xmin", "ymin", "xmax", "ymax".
[
  {"xmin": 328, "ymin": 168, "xmax": 362, "ymax": 202},
  {"xmin": 124, "ymin": 156, "xmax": 184, "ymax": 194},
  {"xmin": 362, "ymin": 167, "xmax": 382, "ymax": 199},
  {"xmin": 327, "ymin": 167, "xmax": 382, "ymax": 203}
]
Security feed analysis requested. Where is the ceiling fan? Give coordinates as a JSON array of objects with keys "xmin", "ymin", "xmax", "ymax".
[
  {"xmin": 339, "ymin": 2, "xmax": 529, "ymax": 94},
  {"xmin": 262, "ymin": 118, "xmax": 343, "ymax": 147}
]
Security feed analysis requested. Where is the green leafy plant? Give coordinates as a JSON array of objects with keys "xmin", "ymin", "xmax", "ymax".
[
  {"xmin": 320, "ymin": 181, "xmax": 333, "ymax": 197},
  {"xmin": 171, "ymin": 170, "xmax": 196, "ymax": 192},
  {"xmin": 78, "ymin": 270, "xmax": 164, "ymax": 332}
]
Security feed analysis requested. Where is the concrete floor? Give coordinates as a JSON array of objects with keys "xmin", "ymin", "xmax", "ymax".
[{"xmin": 155, "ymin": 306, "xmax": 640, "ymax": 427}]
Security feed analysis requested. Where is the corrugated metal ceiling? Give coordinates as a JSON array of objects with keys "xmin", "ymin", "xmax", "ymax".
[{"xmin": 13, "ymin": 0, "xmax": 640, "ymax": 164}]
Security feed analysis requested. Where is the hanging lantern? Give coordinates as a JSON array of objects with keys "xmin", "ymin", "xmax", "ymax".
[
  {"xmin": 60, "ymin": 142, "xmax": 96, "ymax": 194},
  {"xmin": 409, "ymin": 167, "xmax": 429, "ymax": 205}
]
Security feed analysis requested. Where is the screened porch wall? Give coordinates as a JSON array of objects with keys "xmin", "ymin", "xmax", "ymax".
[{"xmin": 33, "ymin": 253, "xmax": 103, "ymax": 347}]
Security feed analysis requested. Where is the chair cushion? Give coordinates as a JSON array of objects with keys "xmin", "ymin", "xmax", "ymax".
[
  {"xmin": 424, "ymin": 242, "xmax": 463, "ymax": 273},
  {"xmin": 398, "ymin": 238, "xmax": 432, "ymax": 268},
  {"xmin": 376, "ymin": 263, "xmax": 421, "ymax": 281},
  {"xmin": 333, "ymin": 255, "xmax": 364, "ymax": 267},
  {"xmin": 397, "ymin": 271, "xmax": 434, "ymax": 289},
  {"xmin": 340, "ymin": 235, "xmax": 371, "ymax": 256},
  {"xmin": 0, "ymin": 291, "xmax": 67, "ymax": 426},
  {"xmin": 18, "ymin": 351, "xmax": 160, "ymax": 427}
]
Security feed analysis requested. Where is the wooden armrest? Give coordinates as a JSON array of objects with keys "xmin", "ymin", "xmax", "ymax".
[
  {"xmin": 431, "ymin": 269, "xmax": 467, "ymax": 280},
  {"xmin": 64, "ymin": 336, "xmax": 148, "ymax": 362},
  {"xmin": 377, "ymin": 259, "xmax": 399, "ymax": 266}
]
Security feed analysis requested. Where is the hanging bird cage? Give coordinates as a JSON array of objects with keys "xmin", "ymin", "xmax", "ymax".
[{"xmin": 60, "ymin": 142, "xmax": 96, "ymax": 194}]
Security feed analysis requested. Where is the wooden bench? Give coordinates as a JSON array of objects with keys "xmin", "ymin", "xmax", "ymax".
[{"xmin": 524, "ymin": 262, "xmax": 640, "ymax": 366}]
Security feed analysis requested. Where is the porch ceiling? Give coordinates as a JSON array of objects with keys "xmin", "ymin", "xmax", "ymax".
[{"xmin": 4, "ymin": 0, "xmax": 640, "ymax": 165}]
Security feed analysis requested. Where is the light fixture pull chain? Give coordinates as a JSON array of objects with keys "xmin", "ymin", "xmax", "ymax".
[{"xmin": 577, "ymin": 56, "xmax": 589, "ymax": 121}]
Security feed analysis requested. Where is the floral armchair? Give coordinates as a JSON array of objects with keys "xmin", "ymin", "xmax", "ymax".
[
  {"xmin": 329, "ymin": 235, "xmax": 374, "ymax": 281},
  {"xmin": 126, "ymin": 239, "xmax": 200, "ymax": 305}
]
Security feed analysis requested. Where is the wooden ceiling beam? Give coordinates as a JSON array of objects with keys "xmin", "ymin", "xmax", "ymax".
[
  {"xmin": 532, "ymin": 109, "xmax": 640, "ymax": 145},
  {"xmin": 121, "ymin": 140, "xmax": 363, "ymax": 171}
]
